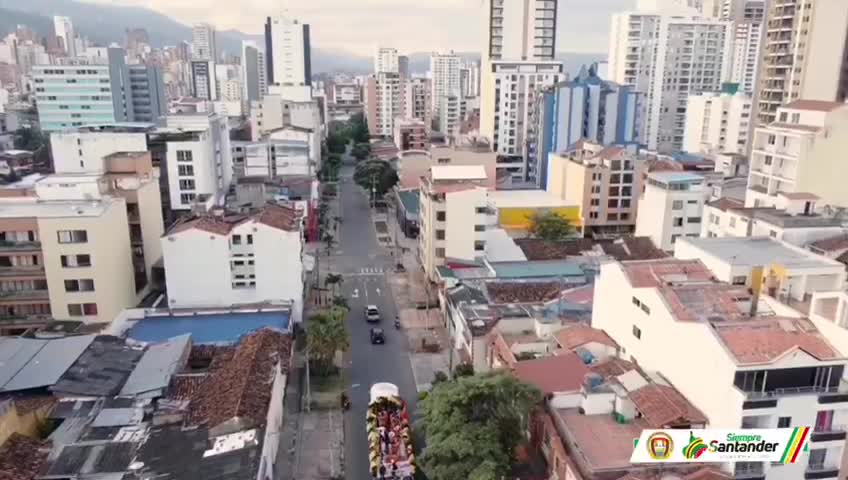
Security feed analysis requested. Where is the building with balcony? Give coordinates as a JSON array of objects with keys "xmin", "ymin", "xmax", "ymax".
[
  {"xmin": 429, "ymin": 52, "xmax": 461, "ymax": 131},
  {"xmin": 418, "ymin": 165, "xmax": 489, "ymax": 281},
  {"xmin": 608, "ymin": 7, "xmax": 733, "ymax": 153},
  {"xmin": 161, "ymin": 203, "xmax": 305, "ymax": 322},
  {"xmin": 722, "ymin": 0, "xmax": 765, "ymax": 95},
  {"xmin": 364, "ymin": 72, "xmax": 403, "ymax": 137},
  {"xmin": 548, "ymin": 141, "xmax": 648, "ymax": 238},
  {"xmin": 402, "ymin": 77, "xmax": 431, "ymax": 129},
  {"xmin": 533, "ymin": 64, "xmax": 641, "ymax": 189},
  {"xmin": 593, "ymin": 257, "xmax": 848, "ymax": 480},
  {"xmin": 754, "ymin": 0, "xmax": 848, "ymax": 125},
  {"xmin": 746, "ymin": 101, "xmax": 848, "ymax": 209},
  {"xmin": 683, "ymin": 85, "xmax": 753, "ymax": 155},
  {"xmin": 636, "ymin": 171, "xmax": 709, "ymax": 251},
  {"xmin": 393, "ymin": 118, "xmax": 428, "ymax": 151},
  {"xmin": 232, "ymin": 138, "xmax": 312, "ymax": 178}
]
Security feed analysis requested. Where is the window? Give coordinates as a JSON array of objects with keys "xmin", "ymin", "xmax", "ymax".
[
  {"xmin": 607, "ymin": 213, "xmax": 618, "ymax": 221},
  {"xmin": 687, "ymin": 200, "xmax": 698, "ymax": 205},
  {"xmin": 176, "ymin": 150, "xmax": 193, "ymax": 162},
  {"xmin": 233, "ymin": 260, "xmax": 245, "ymax": 266},
  {"xmin": 672, "ymin": 200, "xmax": 683, "ymax": 210},
  {"xmin": 178, "ymin": 165, "xmax": 194, "ymax": 176},
  {"xmin": 436, "ymin": 211, "xmax": 446, "ymax": 221},
  {"xmin": 609, "ymin": 186, "xmax": 620, "ymax": 196},
  {"xmin": 68, "ymin": 303, "xmax": 98, "ymax": 316},
  {"xmin": 179, "ymin": 179, "xmax": 195, "ymax": 190},
  {"xmin": 620, "ymin": 199, "xmax": 631, "ymax": 208},
  {"xmin": 632, "ymin": 325, "xmax": 642, "ymax": 339},
  {"xmin": 632, "ymin": 297, "xmax": 641, "ymax": 307},
  {"xmin": 610, "ymin": 173, "xmax": 621, "ymax": 184},
  {"xmin": 622, "ymin": 173, "xmax": 633, "ymax": 183},
  {"xmin": 435, "ymin": 230, "xmax": 445, "ymax": 240},
  {"xmin": 778, "ymin": 417, "xmax": 791, "ymax": 428},
  {"xmin": 232, "ymin": 235, "xmax": 242, "ymax": 245},
  {"xmin": 620, "ymin": 212, "xmax": 630, "ymax": 221},
  {"xmin": 671, "ymin": 234, "xmax": 681, "ymax": 244},
  {"xmin": 61, "ymin": 254, "xmax": 91, "ymax": 267},
  {"xmin": 64, "ymin": 279, "xmax": 95, "ymax": 292},
  {"xmin": 247, "ymin": 234, "xmax": 253, "ymax": 245},
  {"xmin": 688, "ymin": 217, "xmax": 702, "ymax": 224},
  {"xmin": 589, "ymin": 211, "xmax": 599, "ymax": 219},
  {"xmin": 435, "ymin": 248, "xmax": 445, "ymax": 258},
  {"xmin": 57, "ymin": 230, "xmax": 87, "ymax": 244},
  {"xmin": 608, "ymin": 199, "xmax": 618, "ymax": 208},
  {"xmin": 474, "ymin": 241, "xmax": 486, "ymax": 251},
  {"xmin": 673, "ymin": 217, "xmax": 684, "ymax": 227},
  {"xmin": 764, "ymin": 155, "xmax": 772, "ymax": 166},
  {"xmin": 474, "ymin": 225, "xmax": 485, "ymax": 232},
  {"xmin": 640, "ymin": 303, "xmax": 650, "ymax": 314},
  {"xmin": 180, "ymin": 193, "xmax": 196, "ymax": 204},
  {"xmin": 591, "ymin": 186, "xmax": 601, "ymax": 194},
  {"xmin": 770, "ymin": 230, "xmax": 777, "ymax": 238},
  {"xmin": 475, "ymin": 207, "xmax": 488, "ymax": 214},
  {"xmin": 732, "ymin": 275, "xmax": 747, "ymax": 285}
]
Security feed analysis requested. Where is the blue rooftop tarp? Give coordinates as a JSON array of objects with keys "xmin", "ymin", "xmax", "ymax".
[{"xmin": 127, "ymin": 311, "xmax": 289, "ymax": 344}]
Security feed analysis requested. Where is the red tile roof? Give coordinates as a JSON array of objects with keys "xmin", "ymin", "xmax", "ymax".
[
  {"xmin": 487, "ymin": 281, "xmax": 561, "ymax": 303},
  {"xmin": 0, "ymin": 433, "xmax": 48, "ymax": 480},
  {"xmin": 188, "ymin": 329, "xmax": 292, "ymax": 428},
  {"xmin": 512, "ymin": 352, "xmax": 590, "ymax": 394},
  {"xmin": 590, "ymin": 357, "xmax": 641, "ymax": 379},
  {"xmin": 629, "ymin": 383, "xmax": 707, "ymax": 427},
  {"xmin": 621, "ymin": 259, "xmax": 715, "ymax": 288},
  {"xmin": 555, "ymin": 326, "xmax": 617, "ymax": 351},
  {"xmin": 707, "ymin": 197, "xmax": 745, "ymax": 212},
  {"xmin": 783, "ymin": 100, "xmax": 846, "ymax": 112},
  {"xmin": 715, "ymin": 317, "xmax": 840, "ymax": 365},
  {"xmin": 616, "ymin": 468, "xmax": 731, "ymax": 480},
  {"xmin": 168, "ymin": 203, "xmax": 302, "ymax": 236}
]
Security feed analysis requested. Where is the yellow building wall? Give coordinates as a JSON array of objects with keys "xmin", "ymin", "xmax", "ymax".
[{"xmin": 498, "ymin": 206, "xmax": 582, "ymax": 230}]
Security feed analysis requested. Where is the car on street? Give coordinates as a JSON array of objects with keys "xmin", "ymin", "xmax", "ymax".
[
  {"xmin": 365, "ymin": 304, "xmax": 380, "ymax": 322},
  {"xmin": 370, "ymin": 327, "xmax": 385, "ymax": 344}
]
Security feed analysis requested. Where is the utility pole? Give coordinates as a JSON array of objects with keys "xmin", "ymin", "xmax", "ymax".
[{"xmin": 304, "ymin": 344, "xmax": 312, "ymax": 412}]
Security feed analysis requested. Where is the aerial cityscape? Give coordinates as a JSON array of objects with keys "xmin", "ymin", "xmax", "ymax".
[{"xmin": 0, "ymin": 0, "xmax": 847, "ymax": 479}]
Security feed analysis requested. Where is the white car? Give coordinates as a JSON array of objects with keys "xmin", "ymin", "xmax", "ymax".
[{"xmin": 365, "ymin": 305, "xmax": 380, "ymax": 322}]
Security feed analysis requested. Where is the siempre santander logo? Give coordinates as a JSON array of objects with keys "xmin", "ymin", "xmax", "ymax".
[{"xmin": 683, "ymin": 432, "xmax": 708, "ymax": 460}]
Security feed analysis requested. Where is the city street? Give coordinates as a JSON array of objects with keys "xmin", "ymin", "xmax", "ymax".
[{"xmin": 331, "ymin": 162, "xmax": 419, "ymax": 480}]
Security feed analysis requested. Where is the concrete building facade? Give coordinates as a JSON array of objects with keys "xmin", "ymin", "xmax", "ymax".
[
  {"xmin": 265, "ymin": 16, "xmax": 312, "ymax": 87},
  {"xmin": 636, "ymin": 171, "xmax": 708, "ymax": 251},
  {"xmin": 683, "ymin": 87, "xmax": 752, "ymax": 155}
]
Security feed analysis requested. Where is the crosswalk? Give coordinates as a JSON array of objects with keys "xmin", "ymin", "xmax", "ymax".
[{"xmin": 358, "ymin": 267, "xmax": 384, "ymax": 275}]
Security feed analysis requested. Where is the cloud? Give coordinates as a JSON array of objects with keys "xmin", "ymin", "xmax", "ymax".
[{"xmin": 82, "ymin": 0, "xmax": 633, "ymax": 55}]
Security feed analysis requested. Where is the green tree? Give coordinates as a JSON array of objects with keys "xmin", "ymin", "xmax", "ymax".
[
  {"xmin": 305, "ymin": 308, "xmax": 350, "ymax": 376},
  {"xmin": 349, "ymin": 112, "xmax": 369, "ymax": 143},
  {"xmin": 351, "ymin": 142, "xmax": 371, "ymax": 160},
  {"xmin": 324, "ymin": 273, "xmax": 343, "ymax": 295},
  {"xmin": 326, "ymin": 133, "xmax": 347, "ymax": 154},
  {"xmin": 13, "ymin": 127, "xmax": 47, "ymax": 152},
  {"xmin": 353, "ymin": 160, "xmax": 399, "ymax": 201},
  {"xmin": 418, "ymin": 372, "xmax": 542, "ymax": 480},
  {"xmin": 527, "ymin": 211, "xmax": 576, "ymax": 241}
]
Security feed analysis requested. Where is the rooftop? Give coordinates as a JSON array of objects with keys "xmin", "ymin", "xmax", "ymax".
[
  {"xmin": 489, "ymin": 260, "xmax": 585, "ymax": 280},
  {"xmin": 119, "ymin": 334, "xmax": 192, "ymax": 398},
  {"xmin": 395, "ymin": 189, "xmax": 419, "ymax": 216},
  {"xmin": 168, "ymin": 203, "xmax": 302, "ymax": 235},
  {"xmin": 556, "ymin": 408, "xmax": 648, "ymax": 472},
  {"xmin": 0, "ymin": 197, "xmax": 117, "ymax": 219},
  {"xmin": 127, "ymin": 310, "xmax": 290, "ymax": 344},
  {"xmin": 646, "ymin": 171, "xmax": 704, "ymax": 184},
  {"xmin": 50, "ymin": 336, "xmax": 144, "ymax": 397},
  {"xmin": 430, "ymin": 164, "xmax": 487, "ymax": 181},
  {"xmin": 0, "ymin": 433, "xmax": 48, "ymax": 480},
  {"xmin": 512, "ymin": 352, "xmax": 590, "ymax": 394},
  {"xmin": 620, "ymin": 259, "xmax": 715, "ymax": 288},
  {"xmin": 714, "ymin": 317, "xmax": 841, "ymax": 365},
  {"xmin": 752, "ymin": 210, "xmax": 842, "ymax": 228},
  {"xmin": 516, "ymin": 237, "xmax": 666, "ymax": 262},
  {"xmin": 809, "ymin": 234, "xmax": 848, "ymax": 253},
  {"xmin": 487, "ymin": 281, "xmax": 562, "ymax": 304},
  {"xmin": 483, "ymin": 228, "xmax": 527, "ymax": 262},
  {"xmin": 0, "ymin": 335, "xmax": 95, "ymax": 393},
  {"xmin": 783, "ymin": 99, "xmax": 846, "ymax": 112},
  {"xmin": 678, "ymin": 236, "xmax": 844, "ymax": 271},
  {"xmin": 554, "ymin": 326, "xmax": 617, "ymax": 351},
  {"xmin": 628, "ymin": 383, "xmax": 707, "ymax": 427}
]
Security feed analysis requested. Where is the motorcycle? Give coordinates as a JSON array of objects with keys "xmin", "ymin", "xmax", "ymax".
[
  {"xmin": 341, "ymin": 392, "xmax": 351, "ymax": 411},
  {"xmin": 394, "ymin": 317, "xmax": 401, "ymax": 329}
]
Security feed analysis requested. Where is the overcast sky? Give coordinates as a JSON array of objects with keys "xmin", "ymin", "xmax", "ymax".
[{"xmin": 83, "ymin": 0, "xmax": 635, "ymax": 56}]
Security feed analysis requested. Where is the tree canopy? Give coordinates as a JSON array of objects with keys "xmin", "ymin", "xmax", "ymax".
[
  {"xmin": 13, "ymin": 127, "xmax": 47, "ymax": 152},
  {"xmin": 305, "ymin": 308, "xmax": 349, "ymax": 376},
  {"xmin": 528, "ymin": 211, "xmax": 576, "ymax": 241},
  {"xmin": 353, "ymin": 160, "xmax": 399, "ymax": 199},
  {"xmin": 418, "ymin": 372, "xmax": 542, "ymax": 480}
]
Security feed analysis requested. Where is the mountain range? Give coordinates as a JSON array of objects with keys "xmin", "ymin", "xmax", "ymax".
[{"xmin": 0, "ymin": 0, "xmax": 604, "ymax": 74}]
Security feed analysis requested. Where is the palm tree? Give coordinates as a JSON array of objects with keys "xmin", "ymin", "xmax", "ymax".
[
  {"xmin": 325, "ymin": 273, "xmax": 343, "ymax": 295},
  {"xmin": 306, "ymin": 309, "xmax": 350, "ymax": 376}
]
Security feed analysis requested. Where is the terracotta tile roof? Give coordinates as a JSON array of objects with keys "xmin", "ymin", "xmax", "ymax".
[
  {"xmin": 780, "ymin": 192, "xmax": 819, "ymax": 200},
  {"xmin": 559, "ymin": 284, "xmax": 594, "ymax": 305},
  {"xmin": 589, "ymin": 357, "xmax": 642, "ymax": 379},
  {"xmin": 783, "ymin": 99, "xmax": 846, "ymax": 112},
  {"xmin": 188, "ymin": 329, "xmax": 292, "ymax": 428},
  {"xmin": 707, "ymin": 197, "xmax": 745, "ymax": 212},
  {"xmin": 516, "ymin": 237, "xmax": 666, "ymax": 262},
  {"xmin": 629, "ymin": 383, "xmax": 707, "ymax": 427},
  {"xmin": 648, "ymin": 158, "xmax": 683, "ymax": 172},
  {"xmin": 168, "ymin": 203, "xmax": 302, "ymax": 236},
  {"xmin": 616, "ymin": 468, "xmax": 731, "ymax": 480},
  {"xmin": 487, "ymin": 281, "xmax": 561, "ymax": 303},
  {"xmin": 715, "ymin": 317, "xmax": 840, "ymax": 365},
  {"xmin": 555, "ymin": 326, "xmax": 617, "ymax": 351},
  {"xmin": 0, "ymin": 433, "xmax": 48, "ymax": 480},
  {"xmin": 489, "ymin": 332, "xmax": 518, "ymax": 368},
  {"xmin": 512, "ymin": 352, "xmax": 590, "ymax": 394},
  {"xmin": 168, "ymin": 375, "xmax": 207, "ymax": 401},
  {"xmin": 515, "ymin": 238, "xmax": 598, "ymax": 260},
  {"xmin": 810, "ymin": 234, "xmax": 848, "ymax": 253},
  {"xmin": 602, "ymin": 238, "xmax": 667, "ymax": 261}
]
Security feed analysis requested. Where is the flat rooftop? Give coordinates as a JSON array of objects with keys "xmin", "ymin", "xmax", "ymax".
[
  {"xmin": 430, "ymin": 164, "xmax": 487, "ymax": 181},
  {"xmin": 487, "ymin": 189, "xmax": 571, "ymax": 208},
  {"xmin": 127, "ymin": 310, "xmax": 290, "ymax": 344},
  {"xmin": 647, "ymin": 171, "xmax": 704, "ymax": 183},
  {"xmin": 557, "ymin": 408, "xmax": 648, "ymax": 472},
  {"xmin": 0, "ymin": 197, "xmax": 117, "ymax": 218},
  {"xmin": 679, "ymin": 236, "xmax": 844, "ymax": 271}
]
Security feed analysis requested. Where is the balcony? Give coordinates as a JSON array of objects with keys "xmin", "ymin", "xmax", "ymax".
[
  {"xmin": 810, "ymin": 426, "xmax": 847, "ymax": 443},
  {"xmin": 0, "ymin": 289, "xmax": 49, "ymax": 302},
  {"xmin": 805, "ymin": 463, "xmax": 840, "ymax": 479},
  {"xmin": 734, "ymin": 462, "xmax": 765, "ymax": 480},
  {"xmin": 0, "ymin": 241, "xmax": 42, "ymax": 252},
  {"xmin": 0, "ymin": 266, "xmax": 46, "ymax": 278}
]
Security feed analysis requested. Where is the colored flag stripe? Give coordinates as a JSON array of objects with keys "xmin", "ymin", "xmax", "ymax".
[
  {"xmin": 789, "ymin": 427, "xmax": 809, "ymax": 464},
  {"xmin": 779, "ymin": 427, "xmax": 809, "ymax": 464}
]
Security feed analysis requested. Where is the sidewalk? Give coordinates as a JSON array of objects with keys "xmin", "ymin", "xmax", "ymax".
[{"xmin": 382, "ymin": 204, "xmax": 452, "ymax": 392}]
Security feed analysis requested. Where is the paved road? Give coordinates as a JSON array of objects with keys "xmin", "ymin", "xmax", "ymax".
[{"xmin": 333, "ymin": 163, "xmax": 419, "ymax": 480}]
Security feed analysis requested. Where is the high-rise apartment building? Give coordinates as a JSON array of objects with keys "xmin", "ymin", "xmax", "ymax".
[
  {"xmin": 265, "ymin": 16, "xmax": 312, "ymax": 87},
  {"xmin": 374, "ymin": 47, "xmax": 399, "ymax": 74},
  {"xmin": 241, "ymin": 40, "xmax": 268, "ymax": 104},
  {"xmin": 482, "ymin": 0, "xmax": 557, "ymax": 62},
  {"xmin": 191, "ymin": 23, "xmax": 217, "ymax": 61},
  {"xmin": 364, "ymin": 72, "xmax": 403, "ymax": 137},
  {"xmin": 398, "ymin": 55, "xmax": 410, "ymax": 79},
  {"xmin": 754, "ymin": 0, "xmax": 848, "ymax": 125},
  {"xmin": 429, "ymin": 52, "xmax": 461, "ymax": 133},
  {"xmin": 722, "ymin": 0, "xmax": 765, "ymax": 94},
  {"xmin": 53, "ymin": 16, "xmax": 76, "ymax": 57},
  {"xmin": 33, "ymin": 47, "xmax": 165, "ymax": 131},
  {"xmin": 608, "ymin": 7, "xmax": 732, "ymax": 152},
  {"xmin": 534, "ymin": 63, "xmax": 641, "ymax": 187},
  {"xmin": 460, "ymin": 61, "xmax": 481, "ymax": 99},
  {"xmin": 403, "ymin": 77, "xmax": 432, "ymax": 130},
  {"xmin": 190, "ymin": 60, "xmax": 217, "ymax": 101},
  {"xmin": 683, "ymin": 85, "xmax": 752, "ymax": 155}
]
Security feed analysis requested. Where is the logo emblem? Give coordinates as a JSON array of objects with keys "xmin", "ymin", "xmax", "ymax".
[
  {"xmin": 683, "ymin": 431, "xmax": 708, "ymax": 459},
  {"xmin": 646, "ymin": 432, "xmax": 674, "ymax": 460}
]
